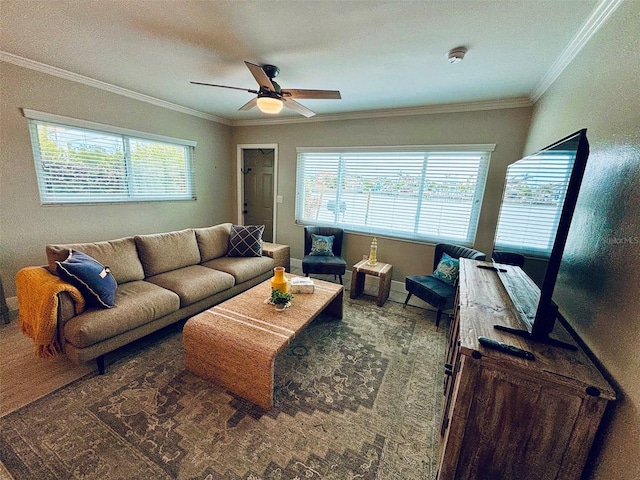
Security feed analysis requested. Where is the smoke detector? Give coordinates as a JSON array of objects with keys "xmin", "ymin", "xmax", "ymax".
[{"xmin": 447, "ymin": 47, "xmax": 468, "ymax": 64}]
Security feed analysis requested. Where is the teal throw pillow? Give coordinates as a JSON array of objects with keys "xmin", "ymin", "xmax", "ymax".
[
  {"xmin": 432, "ymin": 253, "xmax": 460, "ymax": 286},
  {"xmin": 309, "ymin": 234, "xmax": 335, "ymax": 256},
  {"xmin": 227, "ymin": 224, "xmax": 264, "ymax": 257},
  {"xmin": 56, "ymin": 250, "xmax": 117, "ymax": 308}
]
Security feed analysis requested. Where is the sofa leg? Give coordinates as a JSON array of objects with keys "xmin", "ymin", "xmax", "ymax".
[
  {"xmin": 96, "ymin": 355, "xmax": 105, "ymax": 375},
  {"xmin": 338, "ymin": 275, "xmax": 343, "ymax": 285},
  {"xmin": 403, "ymin": 292, "xmax": 412, "ymax": 308}
]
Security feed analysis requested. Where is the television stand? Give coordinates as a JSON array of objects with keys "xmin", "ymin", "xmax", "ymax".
[
  {"xmin": 488, "ymin": 261, "xmax": 578, "ymax": 351},
  {"xmin": 493, "ymin": 324, "xmax": 578, "ymax": 351},
  {"xmin": 437, "ymin": 258, "xmax": 616, "ymax": 479}
]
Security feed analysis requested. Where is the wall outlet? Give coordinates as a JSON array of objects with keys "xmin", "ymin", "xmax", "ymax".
[{"xmin": 276, "ymin": 195, "xmax": 283, "ymax": 203}]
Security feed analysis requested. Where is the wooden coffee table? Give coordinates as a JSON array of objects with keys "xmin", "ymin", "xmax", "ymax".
[{"xmin": 183, "ymin": 275, "xmax": 343, "ymax": 409}]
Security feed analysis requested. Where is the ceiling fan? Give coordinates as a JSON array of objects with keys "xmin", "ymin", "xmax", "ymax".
[{"xmin": 191, "ymin": 61, "xmax": 341, "ymax": 118}]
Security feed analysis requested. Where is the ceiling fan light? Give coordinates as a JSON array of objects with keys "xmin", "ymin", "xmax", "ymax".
[{"xmin": 257, "ymin": 96, "xmax": 283, "ymax": 114}]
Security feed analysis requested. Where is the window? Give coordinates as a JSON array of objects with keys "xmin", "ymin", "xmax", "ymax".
[
  {"xmin": 494, "ymin": 152, "xmax": 575, "ymax": 257},
  {"xmin": 295, "ymin": 145, "xmax": 493, "ymax": 245},
  {"xmin": 24, "ymin": 109, "xmax": 196, "ymax": 204}
]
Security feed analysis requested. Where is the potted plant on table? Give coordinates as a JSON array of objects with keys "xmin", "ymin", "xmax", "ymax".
[{"xmin": 270, "ymin": 289, "xmax": 293, "ymax": 311}]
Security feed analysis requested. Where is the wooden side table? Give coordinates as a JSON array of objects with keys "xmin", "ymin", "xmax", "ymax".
[{"xmin": 350, "ymin": 260, "xmax": 393, "ymax": 307}]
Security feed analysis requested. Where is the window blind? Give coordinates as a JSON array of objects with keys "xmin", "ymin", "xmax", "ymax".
[
  {"xmin": 295, "ymin": 146, "xmax": 493, "ymax": 245},
  {"xmin": 494, "ymin": 152, "xmax": 574, "ymax": 257},
  {"xmin": 24, "ymin": 110, "xmax": 195, "ymax": 204}
]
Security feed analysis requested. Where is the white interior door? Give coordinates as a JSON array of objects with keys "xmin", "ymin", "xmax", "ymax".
[{"xmin": 239, "ymin": 146, "xmax": 277, "ymax": 242}]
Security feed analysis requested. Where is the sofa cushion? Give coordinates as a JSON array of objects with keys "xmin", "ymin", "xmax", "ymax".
[
  {"xmin": 63, "ymin": 280, "xmax": 180, "ymax": 348},
  {"xmin": 194, "ymin": 223, "xmax": 232, "ymax": 262},
  {"xmin": 203, "ymin": 256, "xmax": 275, "ymax": 284},
  {"xmin": 56, "ymin": 250, "xmax": 117, "ymax": 308},
  {"xmin": 135, "ymin": 229, "xmax": 201, "ymax": 277},
  {"xmin": 227, "ymin": 224, "xmax": 264, "ymax": 257},
  {"xmin": 46, "ymin": 237, "xmax": 144, "ymax": 284},
  {"xmin": 145, "ymin": 265, "xmax": 235, "ymax": 307}
]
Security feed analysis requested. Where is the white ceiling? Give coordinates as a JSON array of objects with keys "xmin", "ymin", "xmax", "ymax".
[{"xmin": 1, "ymin": 0, "xmax": 611, "ymax": 125}]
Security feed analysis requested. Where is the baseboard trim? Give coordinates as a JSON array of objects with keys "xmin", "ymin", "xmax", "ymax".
[
  {"xmin": 6, "ymin": 296, "xmax": 18, "ymax": 312},
  {"xmin": 290, "ymin": 258, "xmax": 435, "ymax": 311}
]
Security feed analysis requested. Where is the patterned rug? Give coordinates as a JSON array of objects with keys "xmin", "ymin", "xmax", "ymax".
[{"xmin": 0, "ymin": 298, "xmax": 446, "ymax": 479}]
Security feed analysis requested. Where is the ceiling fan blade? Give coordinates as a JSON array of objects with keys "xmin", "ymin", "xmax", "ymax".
[
  {"xmin": 238, "ymin": 97, "xmax": 258, "ymax": 111},
  {"xmin": 244, "ymin": 61, "xmax": 275, "ymax": 91},
  {"xmin": 282, "ymin": 89, "xmax": 341, "ymax": 100},
  {"xmin": 283, "ymin": 98, "xmax": 316, "ymax": 118},
  {"xmin": 190, "ymin": 81, "xmax": 258, "ymax": 94}
]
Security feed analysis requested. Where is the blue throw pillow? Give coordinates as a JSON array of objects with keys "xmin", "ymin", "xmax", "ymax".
[
  {"xmin": 309, "ymin": 234, "xmax": 335, "ymax": 256},
  {"xmin": 56, "ymin": 250, "xmax": 117, "ymax": 308},
  {"xmin": 432, "ymin": 253, "xmax": 460, "ymax": 286},
  {"xmin": 227, "ymin": 224, "xmax": 264, "ymax": 257}
]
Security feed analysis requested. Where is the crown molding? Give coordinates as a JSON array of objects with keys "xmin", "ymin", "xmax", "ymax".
[
  {"xmin": 531, "ymin": 0, "xmax": 623, "ymax": 102},
  {"xmin": 229, "ymin": 97, "xmax": 533, "ymax": 127},
  {"xmin": 1, "ymin": 51, "xmax": 531, "ymax": 128},
  {"xmin": 2, "ymin": 0, "xmax": 622, "ymax": 129},
  {"xmin": 0, "ymin": 51, "xmax": 232, "ymax": 125}
]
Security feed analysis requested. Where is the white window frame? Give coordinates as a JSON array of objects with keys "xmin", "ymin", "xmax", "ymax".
[
  {"xmin": 23, "ymin": 109, "xmax": 196, "ymax": 205},
  {"xmin": 295, "ymin": 145, "xmax": 494, "ymax": 245},
  {"xmin": 494, "ymin": 150, "xmax": 576, "ymax": 258}
]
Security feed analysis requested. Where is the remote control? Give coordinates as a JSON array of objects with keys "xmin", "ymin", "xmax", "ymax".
[
  {"xmin": 476, "ymin": 264, "xmax": 507, "ymax": 272},
  {"xmin": 478, "ymin": 336, "xmax": 535, "ymax": 361}
]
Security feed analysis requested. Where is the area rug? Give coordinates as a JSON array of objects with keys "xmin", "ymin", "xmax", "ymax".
[{"xmin": 0, "ymin": 299, "xmax": 446, "ymax": 479}]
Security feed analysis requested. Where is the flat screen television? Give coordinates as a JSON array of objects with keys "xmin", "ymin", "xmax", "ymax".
[{"xmin": 492, "ymin": 129, "xmax": 589, "ymax": 349}]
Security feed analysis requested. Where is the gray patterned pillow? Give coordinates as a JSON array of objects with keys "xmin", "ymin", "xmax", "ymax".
[{"xmin": 227, "ymin": 225, "xmax": 265, "ymax": 257}]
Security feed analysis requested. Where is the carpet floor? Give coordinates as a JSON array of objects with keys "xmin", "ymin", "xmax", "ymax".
[{"xmin": 0, "ymin": 298, "xmax": 446, "ymax": 479}]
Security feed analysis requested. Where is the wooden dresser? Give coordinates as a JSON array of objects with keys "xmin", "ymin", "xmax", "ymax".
[{"xmin": 437, "ymin": 259, "xmax": 615, "ymax": 480}]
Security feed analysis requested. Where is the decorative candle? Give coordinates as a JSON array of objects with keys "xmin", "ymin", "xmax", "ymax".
[{"xmin": 368, "ymin": 237, "xmax": 378, "ymax": 266}]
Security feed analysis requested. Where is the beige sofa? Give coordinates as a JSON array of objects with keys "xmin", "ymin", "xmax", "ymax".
[{"xmin": 43, "ymin": 223, "xmax": 289, "ymax": 373}]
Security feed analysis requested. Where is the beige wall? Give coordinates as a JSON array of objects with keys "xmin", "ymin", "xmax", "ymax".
[
  {"xmin": 0, "ymin": 62, "xmax": 233, "ymax": 297},
  {"xmin": 524, "ymin": 1, "xmax": 640, "ymax": 479},
  {"xmin": 232, "ymin": 107, "xmax": 532, "ymax": 281},
  {"xmin": 1, "ymin": 4, "xmax": 635, "ymax": 476}
]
